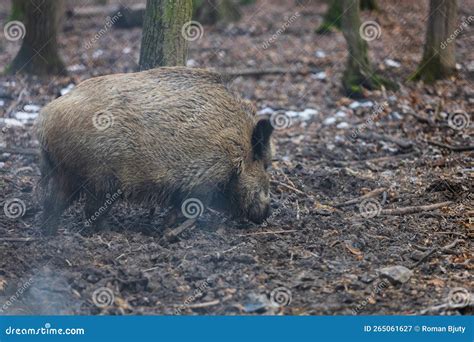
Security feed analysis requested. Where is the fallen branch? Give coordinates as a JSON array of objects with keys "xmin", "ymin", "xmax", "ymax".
[
  {"xmin": 359, "ymin": 132, "xmax": 413, "ymax": 149},
  {"xmin": 237, "ymin": 230, "xmax": 297, "ymax": 237},
  {"xmin": 164, "ymin": 219, "xmax": 196, "ymax": 242},
  {"xmin": 335, "ymin": 188, "xmax": 386, "ymax": 208},
  {"xmin": 0, "ymin": 237, "xmax": 36, "ymax": 242},
  {"xmin": 0, "ymin": 147, "xmax": 39, "ymax": 156},
  {"xmin": 381, "ymin": 201, "xmax": 453, "ymax": 216},
  {"xmin": 413, "ymin": 239, "xmax": 465, "ymax": 268},
  {"xmin": 270, "ymin": 180, "xmax": 306, "ymax": 196},
  {"xmin": 427, "ymin": 140, "xmax": 474, "ymax": 152}
]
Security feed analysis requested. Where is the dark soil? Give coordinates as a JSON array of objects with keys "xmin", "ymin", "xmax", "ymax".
[{"xmin": 0, "ymin": 0, "xmax": 472, "ymax": 315}]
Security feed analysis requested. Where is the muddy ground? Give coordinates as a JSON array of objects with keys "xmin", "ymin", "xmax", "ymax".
[{"xmin": 0, "ymin": 0, "xmax": 472, "ymax": 315}]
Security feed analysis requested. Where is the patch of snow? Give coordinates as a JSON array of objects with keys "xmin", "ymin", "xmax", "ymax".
[
  {"xmin": 312, "ymin": 71, "xmax": 326, "ymax": 80},
  {"xmin": 258, "ymin": 107, "xmax": 275, "ymax": 115},
  {"xmin": 67, "ymin": 64, "xmax": 86, "ymax": 72},
  {"xmin": 384, "ymin": 59, "xmax": 401, "ymax": 68},
  {"xmin": 336, "ymin": 122, "xmax": 350, "ymax": 129},
  {"xmin": 284, "ymin": 108, "xmax": 318, "ymax": 121},
  {"xmin": 2, "ymin": 118, "xmax": 24, "ymax": 127},
  {"xmin": 186, "ymin": 59, "xmax": 198, "ymax": 67},
  {"xmin": 315, "ymin": 50, "xmax": 326, "ymax": 58},
  {"xmin": 15, "ymin": 111, "xmax": 38, "ymax": 122},
  {"xmin": 60, "ymin": 84, "xmax": 75, "ymax": 96},
  {"xmin": 23, "ymin": 104, "xmax": 41, "ymax": 112},
  {"xmin": 323, "ymin": 117, "xmax": 336, "ymax": 125},
  {"xmin": 122, "ymin": 47, "xmax": 132, "ymax": 54},
  {"xmin": 335, "ymin": 110, "xmax": 346, "ymax": 118},
  {"xmin": 92, "ymin": 49, "xmax": 104, "ymax": 59},
  {"xmin": 349, "ymin": 101, "xmax": 374, "ymax": 109}
]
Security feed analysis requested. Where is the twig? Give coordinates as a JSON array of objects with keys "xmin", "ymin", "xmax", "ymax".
[
  {"xmin": 270, "ymin": 180, "xmax": 306, "ymax": 196},
  {"xmin": 427, "ymin": 140, "xmax": 474, "ymax": 152},
  {"xmin": 413, "ymin": 239, "xmax": 464, "ymax": 268},
  {"xmin": 164, "ymin": 219, "xmax": 196, "ymax": 241},
  {"xmin": 359, "ymin": 132, "xmax": 413, "ymax": 149},
  {"xmin": 0, "ymin": 237, "xmax": 36, "ymax": 242},
  {"xmin": 406, "ymin": 111, "xmax": 435, "ymax": 126},
  {"xmin": 237, "ymin": 230, "xmax": 297, "ymax": 237},
  {"xmin": 5, "ymin": 88, "xmax": 27, "ymax": 117},
  {"xmin": 335, "ymin": 188, "xmax": 386, "ymax": 208},
  {"xmin": 0, "ymin": 147, "xmax": 39, "ymax": 156},
  {"xmin": 223, "ymin": 67, "xmax": 321, "ymax": 78},
  {"xmin": 173, "ymin": 299, "xmax": 220, "ymax": 309},
  {"xmin": 381, "ymin": 201, "xmax": 453, "ymax": 216}
]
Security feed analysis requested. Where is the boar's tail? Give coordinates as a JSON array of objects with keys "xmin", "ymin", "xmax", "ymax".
[{"xmin": 38, "ymin": 148, "xmax": 55, "ymax": 190}]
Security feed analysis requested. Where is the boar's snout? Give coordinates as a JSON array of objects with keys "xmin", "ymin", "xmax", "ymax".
[{"xmin": 247, "ymin": 189, "xmax": 271, "ymax": 224}]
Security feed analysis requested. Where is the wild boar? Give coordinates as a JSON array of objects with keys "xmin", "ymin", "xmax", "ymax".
[{"xmin": 36, "ymin": 67, "xmax": 273, "ymax": 234}]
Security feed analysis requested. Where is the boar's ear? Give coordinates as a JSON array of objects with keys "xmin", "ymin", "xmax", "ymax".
[{"xmin": 251, "ymin": 117, "xmax": 273, "ymax": 160}]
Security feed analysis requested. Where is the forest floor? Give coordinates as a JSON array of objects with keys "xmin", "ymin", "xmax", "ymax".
[{"xmin": 0, "ymin": 0, "xmax": 472, "ymax": 315}]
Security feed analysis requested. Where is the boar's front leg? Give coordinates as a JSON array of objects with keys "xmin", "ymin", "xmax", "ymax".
[{"xmin": 40, "ymin": 172, "xmax": 77, "ymax": 236}]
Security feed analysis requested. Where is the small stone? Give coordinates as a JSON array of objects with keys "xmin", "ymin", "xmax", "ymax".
[{"xmin": 378, "ymin": 265, "xmax": 413, "ymax": 284}]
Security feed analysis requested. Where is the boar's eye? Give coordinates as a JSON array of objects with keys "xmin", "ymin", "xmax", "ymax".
[{"xmin": 252, "ymin": 118, "xmax": 273, "ymax": 161}]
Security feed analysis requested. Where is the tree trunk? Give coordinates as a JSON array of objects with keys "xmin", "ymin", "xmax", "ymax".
[
  {"xmin": 8, "ymin": 0, "xmax": 65, "ymax": 75},
  {"xmin": 316, "ymin": 0, "xmax": 378, "ymax": 34},
  {"xmin": 341, "ymin": 0, "xmax": 394, "ymax": 97},
  {"xmin": 193, "ymin": 0, "xmax": 241, "ymax": 25},
  {"xmin": 360, "ymin": 0, "xmax": 378, "ymax": 11},
  {"xmin": 139, "ymin": 0, "xmax": 193, "ymax": 70},
  {"xmin": 316, "ymin": 0, "xmax": 342, "ymax": 34},
  {"xmin": 411, "ymin": 0, "xmax": 457, "ymax": 82}
]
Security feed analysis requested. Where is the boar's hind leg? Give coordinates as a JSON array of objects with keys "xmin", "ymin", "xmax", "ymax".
[
  {"xmin": 40, "ymin": 172, "xmax": 78, "ymax": 236},
  {"xmin": 84, "ymin": 191, "xmax": 115, "ymax": 230}
]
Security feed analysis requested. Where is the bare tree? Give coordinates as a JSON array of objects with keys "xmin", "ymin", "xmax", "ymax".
[
  {"xmin": 139, "ymin": 0, "xmax": 193, "ymax": 70},
  {"xmin": 193, "ymin": 0, "xmax": 241, "ymax": 25},
  {"xmin": 316, "ymin": 0, "xmax": 378, "ymax": 34},
  {"xmin": 8, "ymin": 0, "xmax": 65, "ymax": 75},
  {"xmin": 411, "ymin": 0, "xmax": 458, "ymax": 82},
  {"xmin": 340, "ymin": 0, "xmax": 394, "ymax": 97}
]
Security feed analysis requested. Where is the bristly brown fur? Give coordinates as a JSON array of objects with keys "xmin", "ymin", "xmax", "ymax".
[{"xmin": 36, "ymin": 67, "xmax": 273, "ymax": 234}]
